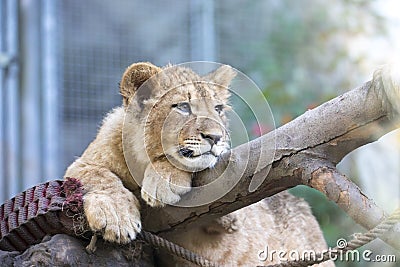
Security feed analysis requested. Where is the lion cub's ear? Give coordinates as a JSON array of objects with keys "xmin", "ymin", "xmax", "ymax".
[
  {"xmin": 203, "ymin": 65, "xmax": 236, "ymax": 101},
  {"xmin": 120, "ymin": 62, "xmax": 162, "ymax": 106},
  {"xmin": 204, "ymin": 65, "xmax": 236, "ymax": 87}
]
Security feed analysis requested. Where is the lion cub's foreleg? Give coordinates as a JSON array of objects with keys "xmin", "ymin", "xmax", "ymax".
[
  {"xmin": 141, "ymin": 159, "xmax": 192, "ymax": 207},
  {"xmin": 65, "ymin": 162, "xmax": 141, "ymax": 244}
]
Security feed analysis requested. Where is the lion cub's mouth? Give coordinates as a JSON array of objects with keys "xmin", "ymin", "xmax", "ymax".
[
  {"xmin": 166, "ymin": 143, "xmax": 228, "ymax": 172},
  {"xmin": 178, "ymin": 147, "xmax": 213, "ymax": 158},
  {"xmin": 165, "ymin": 136, "xmax": 229, "ymax": 172},
  {"xmin": 178, "ymin": 137, "xmax": 229, "ymax": 159},
  {"xmin": 179, "ymin": 147, "xmax": 196, "ymax": 158}
]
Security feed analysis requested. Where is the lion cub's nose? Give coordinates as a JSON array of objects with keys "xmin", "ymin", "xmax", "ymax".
[{"xmin": 201, "ymin": 132, "xmax": 222, "ymax": 145}]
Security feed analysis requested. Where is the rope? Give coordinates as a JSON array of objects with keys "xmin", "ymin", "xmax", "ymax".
[
  {"xmin": 261, "ymin": 207, "xmax": 400, "ymax": 267},
  {"xmin": 139, "ymin": 230, "xmax": 224, "ymax": 267}
]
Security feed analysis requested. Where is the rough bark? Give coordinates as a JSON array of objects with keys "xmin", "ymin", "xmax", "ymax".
[{"xmin": 141, "ymin": 64, "xmax": 400, "ymax": 250}]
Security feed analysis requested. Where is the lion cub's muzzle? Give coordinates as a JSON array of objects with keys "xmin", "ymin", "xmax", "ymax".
[
  {"xmin": 179, "ymin": 132, "xmax": 229, "ymax": 159},
  {"xmin": 169, "ymin": 118, "xmax": 230, "ymax": 171}
]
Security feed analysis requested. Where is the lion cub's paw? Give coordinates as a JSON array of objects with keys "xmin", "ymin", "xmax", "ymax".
[
  {"xmin": 142, "ymin": 163, "xmax": 192, "ymax": 207},
  {"xmin": 83, "ymin": 191, "xmax": 141, "ymax": 244},
  {"xmin": 141, "ymin": 175, "xmax": 191, "ymax": 207},
  {"xmin": 141, "ymin": 190, "xmax": 167, "ymax": 208}
]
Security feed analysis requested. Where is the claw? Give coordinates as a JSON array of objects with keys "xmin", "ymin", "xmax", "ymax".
[{"xmin": 86, "ymin": 234, "xmax": 98, "ymax": 254}]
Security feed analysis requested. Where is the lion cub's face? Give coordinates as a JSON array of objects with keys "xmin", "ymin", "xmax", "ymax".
[
  {"xmin": 120, "ymin": 63, "xmax": 236, "ymax": 172},
  {"xmin": 156, "ymin": 81, "xmax": 230, "ymax": 172}
]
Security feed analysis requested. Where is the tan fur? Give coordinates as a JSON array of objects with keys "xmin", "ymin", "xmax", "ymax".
[{"xmin": 64, "ymin": 62, "xmax": 333, "ymax": 266}]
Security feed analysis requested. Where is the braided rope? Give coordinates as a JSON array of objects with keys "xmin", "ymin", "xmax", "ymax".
[
  {"xmin": 139, "ymin": 230, "xmax": 223, "ymax": 267},
  {"xmin": 262, "ymin": 207, "xmax": 400, "ymax": 267},
  {"xmin": 0, "ymin": 181, "xmax": 69, "ymax": 251}
]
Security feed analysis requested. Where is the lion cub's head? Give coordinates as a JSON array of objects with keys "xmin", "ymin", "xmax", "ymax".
[{"xmin": 120, "ymin": 62, "xmax": 236, "ymax": 172}]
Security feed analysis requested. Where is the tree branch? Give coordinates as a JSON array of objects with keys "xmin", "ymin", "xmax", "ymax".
[
  {"xmin": 142, "ymin": 64, "xmax": 400, "ymax": 249},
  {"xmin": 303, "ymin": 165, "xmax": 400, "ymax": 249}
]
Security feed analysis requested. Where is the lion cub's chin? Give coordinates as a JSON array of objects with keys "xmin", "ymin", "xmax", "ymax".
[{"xmin": 166, "ymin": 153, "xmax": 218, "ymax": 172}]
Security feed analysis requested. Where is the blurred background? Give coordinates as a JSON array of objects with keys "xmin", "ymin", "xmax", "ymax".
[{"xmin": 1, "ymin": 0, "xmax": 399, "ymax": 266}]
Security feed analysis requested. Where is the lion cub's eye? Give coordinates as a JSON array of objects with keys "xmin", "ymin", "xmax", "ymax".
[
  {"xmin": 215, "ymin": 104, "xmax": 224, "ymax": 114},
  {"xmin": 172, "ymin": 102, "xmax": 191, "ymax": 114}
]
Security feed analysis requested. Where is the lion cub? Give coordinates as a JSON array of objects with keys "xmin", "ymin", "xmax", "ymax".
[
  {"xmin": 64, "ymin": 62, "xmax": 333, "ymax": 266},
  {"xmin": 64, "ymin": 62, "xmax": 235, "ymax": 243}
]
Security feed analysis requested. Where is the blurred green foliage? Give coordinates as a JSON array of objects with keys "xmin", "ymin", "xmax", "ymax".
[{"xmin": 249, "ymin": 0, "xmax": 385, "ymax": 125}]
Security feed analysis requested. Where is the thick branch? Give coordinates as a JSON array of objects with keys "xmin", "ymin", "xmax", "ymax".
[{"xmin": 142, "ymin": 65, "xmax": 400, "ymax": 246}]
